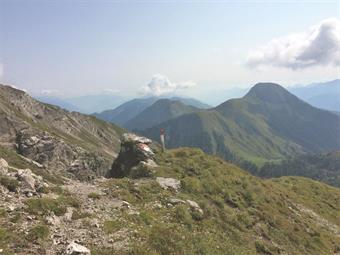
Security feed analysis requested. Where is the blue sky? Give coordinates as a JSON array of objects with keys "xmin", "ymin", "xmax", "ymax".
[{"xmin": 0, "ymin": 0, "xmax": 339, "ymax": 101}]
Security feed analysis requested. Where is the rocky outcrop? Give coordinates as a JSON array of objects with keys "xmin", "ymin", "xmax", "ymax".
[
  {"xmin": 0, "ymin": 158, "xmax": 47, "ymax": 196},
  {"xmin": 16, "ymin": 130, "xmax": 111, "ymax": 180},
  {"xmin": 108, "ymin": 133, "xmax": 158, "ymax": 178}
]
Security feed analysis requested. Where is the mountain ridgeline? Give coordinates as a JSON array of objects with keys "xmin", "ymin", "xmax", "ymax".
[
  {"xmin": 125, "ymin": 99, "xmax": 199, "ymax": 131},
  {"xmin": 141, "ymin": 83, "xmax": 340, "ymax": 165},
  {"xmin": 93, "ymin": 96, "xmax": 210, "ymax": 127}
]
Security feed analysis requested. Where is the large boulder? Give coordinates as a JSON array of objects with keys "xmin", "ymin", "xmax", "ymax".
[
  {"xmin": 0, "ymin": 158, "xmax": 8, "ymax": 175},
  {"xmin": 108, "ymin": 133, "xmax": 158, "ymax": 178}
]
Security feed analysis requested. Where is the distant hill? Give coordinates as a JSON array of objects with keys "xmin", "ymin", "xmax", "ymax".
[
  {"xmin": 66, "ymin": 94, "xmax": 126, "ymax": 114},
  {"xmin": 256, "ymin": 151, "xmax": 340, "ymax": 188},
  {"xmin": 141, "ymin": 83, "xmax": 340, "ymax": 165},
  {"xmin": 289, "ymin": 79, "xmax": 340, "ymax": 112},
  {"xmin": 125, "ymin": 99, "xmax": 199, "ymax": 131},
  {"xmin": 34, "ymin": 94, "xmax": 126, "ymax": 114},
  {"xmin": 94, "ymin": 96, "xmax": 210, "ymax": 126},
  {"xmin": 35, "ymin": 96, "xmax": 81, "ymax": 112}
]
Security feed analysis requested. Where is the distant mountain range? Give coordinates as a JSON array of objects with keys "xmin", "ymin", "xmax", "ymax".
[
  {"xmin": 125, "ymin": 99, "xmax": 199, "ymax": 131},
  {"xmin": 139, "ymin": 83, "xmax": 340, "ymax": 165},
  {"xmin": 289, "ymin": 79, "xmax": 340, "ymax": 112},
  {"xmin": 93, "ymin": 96, "xmax": 210, "ymax": 127},
  {"xmin": 35, "ymin": 94, "xmax": 126, "ymax": 114}
]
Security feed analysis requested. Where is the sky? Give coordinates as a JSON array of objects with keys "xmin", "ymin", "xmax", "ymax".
[{"xmin": 0, "ymin": 0, "xmax": 339, "ymax": 102}]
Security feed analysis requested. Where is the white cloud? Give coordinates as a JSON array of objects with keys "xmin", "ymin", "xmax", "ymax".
[
  {"xmin": 246, "ymin": 17, "xmax": 340, "ymax": 69},
  {"xmin": 142, "ymin": 74, "xmax": 196, "ymax": 96},
  {"xmin": 40, "ymin": 89, "xmax": 61, "ymax": 96}
]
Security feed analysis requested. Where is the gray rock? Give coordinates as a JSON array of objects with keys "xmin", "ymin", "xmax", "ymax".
[
  {"xmin": 156, "ymin": 177, "xmax": 181, "ymax": 192},
  {"xmin": 0, "ymin": 158, "xmax": 8, "ymax": 175},
  {"xmin": 168, "ymin": 198, "xmax": 186, "ymax": 205},
  {"xmin": 16, "ymin": 169, "xmax": 36, "ymax": 190},
  {"xmin": 64, "ymin": 241, "xmax": 90, "ymax": 255},
  {"xmin": 46, "ymin": 214, "xmax": 61, "ymax": 226},
  {"xmin": 186, "ymin": 199, "xmax": 203, "ymax": 214},
  {"xmin": 108, "ymin": 133, "xmax": 157, "ymax": 178}
]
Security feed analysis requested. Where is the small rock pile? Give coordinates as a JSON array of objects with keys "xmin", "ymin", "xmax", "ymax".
[
  {"xmin": 108, "ymin": 133, "xmax": 158, "ymax": 178},
  {"xmin": 0, "ymin": 157, "xmax": 47, "ymax": 196}
]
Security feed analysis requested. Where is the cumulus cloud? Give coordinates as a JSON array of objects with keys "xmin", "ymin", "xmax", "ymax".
[
  {"xmin": 142, "ymin": 74, "xmax": 196, "ymax": 96},
  {"xmin": 246, "ymin": 17, "xmax": 340, "ymax": 69}
]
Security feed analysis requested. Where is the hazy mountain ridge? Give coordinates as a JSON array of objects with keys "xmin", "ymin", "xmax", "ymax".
[
  {"xmin": 125, "ymin": 99, "xmax": 200, "ymax": 131},
  {"xmin": 94, "ymin": 96, "xmax": 210, "ymax": 127},
  {"xmin": 289, "ymin": 79, "xmax": 340, "ymax": 112},
  {"xmin": 34, "ymin": 94, "xmax": 126, "ymax": 114}
]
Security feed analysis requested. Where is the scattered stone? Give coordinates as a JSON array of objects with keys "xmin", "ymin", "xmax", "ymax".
[
  {"xmin": 168, "ymin": 198, "xmax": 186, "ymax": 205},
  {"xmin": 64, "ymin": 241, "xmax": 90, "ymax": 255},
  {"xmin": 63, "ymin": 207, "xmax": 73, "ymax": 222},
  {"xmin": 7, "ymin": 205, "xmax": 15, "ymax": 212},
  {"xmin": 0, "ymin": 158, "xmax": 8, "ymax": 175},
  {"xmin": 186, "ymin": 199, "xmax": 203, "ymax": 214},
  {"xmin": 156, "ymin": 177, "xmax": 181, "ymax": 192},
  {"xmin": 46, "ymin": 214, "xmax": 61, "ymax": 226}
]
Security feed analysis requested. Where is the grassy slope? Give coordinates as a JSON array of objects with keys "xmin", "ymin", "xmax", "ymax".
[
  {"xmin": 0, "ymin": 148, "xmax": 339, "ymax": 254},
  {"xmin": 98, "ymin": 148, "xmax": 340, "ymax": 254}
]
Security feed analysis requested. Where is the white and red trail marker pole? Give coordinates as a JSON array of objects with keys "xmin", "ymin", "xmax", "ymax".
[{"xmin": 160, "ymin": 128, "xmax": 165, "ymax": 152}]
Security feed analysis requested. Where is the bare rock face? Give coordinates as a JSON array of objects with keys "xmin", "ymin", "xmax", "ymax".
[
  {"xmin": 64, "ymin": 241, "xmax": 90, "ymax": 255},
  {"xmin": 108, "ymin": 133, "xmax": 158, "ymax": 178},
  {"xmin": 16, "ymin": 130, "xmax": 111, "ymax": 180}
]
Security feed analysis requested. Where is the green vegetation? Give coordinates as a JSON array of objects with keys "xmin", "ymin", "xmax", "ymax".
[
  {"xmin": 0, "ymin": 176, "xmax": 19, "ymax": 192},
  {"xmin": 26, "ymin": 224, "xmax": 50, "ymax": 242},
  {"xmin": 88, "ymin": 192, "xmax": 101, "ymax": 199},
  {"xmin": 256, "ymin": 151, "xmax": 340, "ymax": 187},
  {"xmin": 26, "ymin": 194, "xmax": 80, "ymax": 216},
  {"xmin": 103, "ymin": 220, "xmax": 123, "ymax": 234}
]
